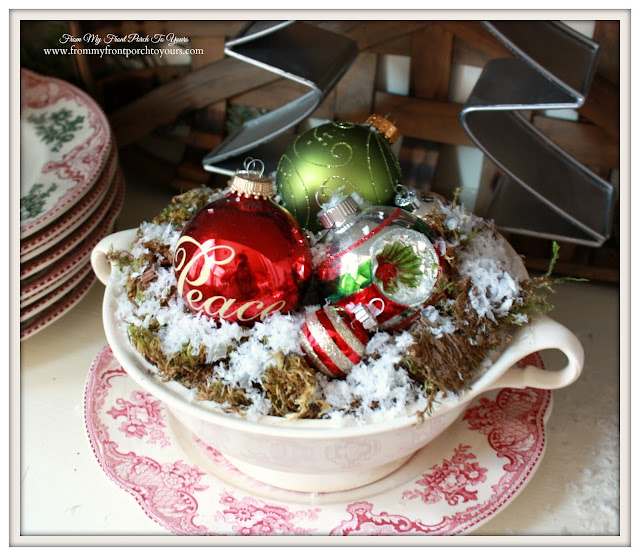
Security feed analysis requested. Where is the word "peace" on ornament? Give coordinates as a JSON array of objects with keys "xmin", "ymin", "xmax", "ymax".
[{"xmin": 173, "ymin": 235, "xmax": 287, "ymax": 322}]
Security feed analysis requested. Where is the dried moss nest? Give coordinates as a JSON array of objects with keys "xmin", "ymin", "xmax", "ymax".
[{"xmin": 108, "ymin": 187, "xmax": 573, "ymax": 420}]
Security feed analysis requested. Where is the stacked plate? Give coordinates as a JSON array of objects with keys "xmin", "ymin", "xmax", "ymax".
[{"xmin": 20, "ymin": 68, "xmax": 125, "ymax": 341}]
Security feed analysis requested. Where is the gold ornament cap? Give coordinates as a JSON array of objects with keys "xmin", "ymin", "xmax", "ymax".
[
  {"xmin": 230, "ymin": 159, "xmax": 274, "ymax": 199},
  {"xmin": 365, "ymin": 114, "xmax": 399, "ymax": 144}
]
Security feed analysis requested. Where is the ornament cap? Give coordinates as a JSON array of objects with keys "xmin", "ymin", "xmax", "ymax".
[
  {"xmin": 365, "ymin": 114, "xmax": 400, "ymax": 144},
  {"xmin": 230, "ymin": 172, "xmax": 275, "ymax": 199},
  {"xmin": 318, "ymin": 195, "xmax": 360, "ymax": 229},
  {"xmin": 394, "ymin": 185, "xmax": 422, "ymax": 212},
  {"xmin": 230, "ymin": 159, "xmax": 274, "ymax": 199}
]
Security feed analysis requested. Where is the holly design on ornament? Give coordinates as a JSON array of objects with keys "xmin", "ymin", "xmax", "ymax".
[
  {"xmin": 374, "ymin": 240, "xmax": 423, "ymax": 295},
  {"xmin": 369, "ymin": 228, "xmax": 442, "ymax": 307},
  {"xmin": 26, "ymin": 108, "xmax": 85, "ymax": 152},
  {"xmin": 331, "ymin": 260, "xmax": 372, "ymax": 301},
  {"xmin": 402, "ymin": 444, "xmax": 488, "ymax": 505}
]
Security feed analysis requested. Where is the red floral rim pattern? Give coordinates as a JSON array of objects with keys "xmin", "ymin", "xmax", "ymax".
[
  {"xmin": 20, "ymin": 169, "xmax": 125, "ymax": 299},
  {"xmin": 84, "ymin": 346, "xmax": 551, "ymax": 536},
  {"xmin": 20, "ymin": 261, "xmax": 94, "ymax": 321},
  {"xmin": 20, "ymin": 68, "xmax": 113, "ymax": 238},
  {"xmin": 20, "ymin": 148, "xmax": 118, "ymax": 259},
  {"xmin": 20, "ymin": 160, "xmax": 120, "ymax": 276},
  {"xmin": 20, "ymin": 175, "xmax": 125, "ymax": 340}
]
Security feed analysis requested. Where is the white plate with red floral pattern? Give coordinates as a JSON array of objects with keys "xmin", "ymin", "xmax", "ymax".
[
  {"xmin": 20, "ymin": 148, "xmax": 118, "ymax": 261},
  {"xmin": 20, "ymin": 170, "xmax": 125, "ymax": 301},
  {"xmin": 20, "ymin": 164, "xmax": 122, "ymax": 277},
  {"xmin": 20, "ymin": 68, "xmax": 112, "ymax": 239},
  {"xmin": 19, "ymin": 175, "xmax": 125, "ymax": 340},
  {"xmin": 20, "ymin": 260, "xmax": 94, "ymax": 322},
  {"xmin": 84, "ymin": 345, "xmax": 553, "ymax": 536}
]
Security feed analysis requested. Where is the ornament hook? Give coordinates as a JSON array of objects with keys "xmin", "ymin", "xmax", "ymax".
[
  {"xmin": 367, "ymin": 298, "xmax": 386, "ymax": 317},
  {"xmin": 395, "ymin": 183, "xmax": 410, "ymax": 197},
  {"xmin": 384, "ymin": 112, "xmax": 398, "ymax": 125},
  {"xmin": 232, "ymin": 157, "xmax": 274, "ymax": 199},
  {"xmin": 243, "ymin": 157, "xmax": 265, "ymax": 178}
]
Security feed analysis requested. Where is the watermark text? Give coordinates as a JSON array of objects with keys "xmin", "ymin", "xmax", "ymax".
[{"xmin": 44, "ymin": 31, "xmax": 202, "ymax": 59}]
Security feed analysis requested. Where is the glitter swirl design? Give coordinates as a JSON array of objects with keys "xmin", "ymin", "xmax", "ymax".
[
  {"xmin": 296, "ymin": 124, "xmax": 355, "ymax": 168},
  {"xmin": 276, "ymin": 122, "xmax": 401, "ymax": 232}
]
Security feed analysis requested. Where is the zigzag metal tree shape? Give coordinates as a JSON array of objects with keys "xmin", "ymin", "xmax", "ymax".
[
  {"xmin": 202, "ymin": 21, "xmax": 358, "ymax": 177},
  {"xmin": 460, "ymin": 21, "xmax": 615, "ymax": 247}
]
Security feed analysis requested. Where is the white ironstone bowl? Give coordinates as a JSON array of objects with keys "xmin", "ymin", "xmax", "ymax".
[{"xmin": 92, "ymin": 229, "xmax": 584, "ymax": 494}]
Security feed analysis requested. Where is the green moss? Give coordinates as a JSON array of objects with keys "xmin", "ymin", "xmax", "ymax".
[
  {"xmin": 152, "ymin": 186, "xmax": 221, "ymax": 226},
  {"xmin": 401, "ymin": 237, "xmax": 587, "ymax": 417},
  {"xmin": 262, "ymin": 353, "xmax": 330, "ymax": 419},
  {"xmin": 115, "ymin": 187, "xmax": 571, "ymax": 420},
  {"xmin": 196, "ymin": 379, "xmax": 253, "ymax": 414}
]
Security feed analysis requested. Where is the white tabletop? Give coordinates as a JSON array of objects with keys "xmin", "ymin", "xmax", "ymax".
[{"xmin": 16, "ymin": 168, "xmax": 625, "ymax": 544}]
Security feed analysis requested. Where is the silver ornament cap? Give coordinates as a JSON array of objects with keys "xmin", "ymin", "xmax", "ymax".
[
  {"xmin": 351, "ymin": 303, "xmax": 378, "ymax": 330},
  {"xmin": 318, "ymin": 195, "xmax": 360, "ymax": 229},
  {"xmin": 394, "ymin": 185, "xmax": 421, "ymax": 212}
]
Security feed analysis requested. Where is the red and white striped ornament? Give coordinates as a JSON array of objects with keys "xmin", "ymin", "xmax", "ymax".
[{"xmin": 300, "ymin": 303, "xmax": 376, "ymax": 379}]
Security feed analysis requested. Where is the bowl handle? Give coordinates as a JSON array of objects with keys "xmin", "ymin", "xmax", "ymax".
[
  {"xmin": 91, "ymin": 228, "xmax": 139, "ymax": 285},
  {"xmin": 477, "ymin": 314, "xmax": 584, "ymax": 393}
]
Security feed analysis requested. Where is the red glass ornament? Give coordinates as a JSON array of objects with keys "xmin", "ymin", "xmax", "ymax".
[
  {"xmin": 300, "ymin": 304, "xmax": 376, "ymax": 379},
  {"xmin": 173, "ymin": 166, "xmax": 313, "ymax": 324}
]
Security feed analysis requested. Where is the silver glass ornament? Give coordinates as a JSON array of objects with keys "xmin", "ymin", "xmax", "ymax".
[{"xmin": 314, "ymin": 195, "xmax": 443, "ymax": 331}]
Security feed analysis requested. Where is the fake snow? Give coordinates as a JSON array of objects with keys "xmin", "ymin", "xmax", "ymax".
[
  {"xmin": 441, "ymin": 202, "xmax": 484, "ymax": 244},
  {"xmin": 420, "ymin": 305, "xmax": 458, "ymax": 339},
  {"xmin": 457, "ymin": 228, "xmax": 525, "ymax": 324},
  {"xmin": 112, "ymin": 196, "xmax": 528, "ymax": 424}
]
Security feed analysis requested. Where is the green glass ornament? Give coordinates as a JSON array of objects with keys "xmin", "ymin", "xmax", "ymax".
[{"xmin": 276, "ymin": 115, "xmax": 402, "ymax": 232}]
